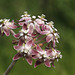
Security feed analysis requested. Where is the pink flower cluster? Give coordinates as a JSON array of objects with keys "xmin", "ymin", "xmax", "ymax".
[{"xmin": 0, "ymin": 12, "xmax": 62, "ymax": 68}]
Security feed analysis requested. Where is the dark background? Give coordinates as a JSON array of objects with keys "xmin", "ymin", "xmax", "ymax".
[{"xmin": 0, "ymin": 0, "xmax": 75, "ymax": 75}]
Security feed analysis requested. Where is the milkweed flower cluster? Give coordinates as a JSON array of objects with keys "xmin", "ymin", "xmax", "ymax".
[{"xmin": 0, "ymin": 12, "xmax": 62, "ymax": 68}]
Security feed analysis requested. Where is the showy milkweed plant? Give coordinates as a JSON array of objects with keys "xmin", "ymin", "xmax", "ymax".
[{"xmin": 0, "ymin": 12, "xmax": 62, "ymax": 75}]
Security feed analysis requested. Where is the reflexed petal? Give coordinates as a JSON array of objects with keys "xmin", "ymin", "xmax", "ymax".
[
  {"xmin": 28, "ymin": 23, "xmax": 34, "ymax": 34},
  {"xmin": 25, "ymin": 20, "xmax": 32, "ymax": 25},
  {"xmin": 13, "ymin": 53, "xmax": 23, "ymax": 60},
  {"xmin": 36, "ymin": 45, "xmax": 43, "ymax": 52},
  {"xmin": 3, "ymin": 27, "xmax": 10, "ymax": 36},
  {"xmin": 34, "ymin": 60, "xmax": 42, "ymax": 68},
  {"xmin": 46, "ymin": 25, "xmax": 53, "ymax": 32},
  {"xmin": 32, "ymin": 55, "xmax": 39, "ymax": 59},
  {"xmin": 25, "ymin": 36, "xmax": 32, "ymax": 41},
  {"xmin": 46, "ymin": 34, "xmax": 53, "ymax": 43},
  {"xmin": 18, "ymin": 39, "xmax": 23, "ymax": 46},
  {"xmin": 46, "ymin": 50, "xmax": 52, "ymax": 56},
  {"xmin": 53, "ymin": 40, "xmax": 55, "ymax": 48},
  {"xmin": 35, "ymin": 22, "xmax": 41, "ymax": 33},
  {"xmin": 35, "ymin": 19, "xmax": 44, "ymax": 25},
  {"xmin": 41, "ymin": 31, "xmax": 50, "ymax": 35},
  {"xmin": 22, "ymin": 24, "xmax": 27, "ymax": 30},
  {"xmin": 31, "ymin": 50, "xmax": 38, "ymax": 55},
  {"xmin": 42, "ymin": 25, "xmax": 49, "ymax": 31},
  {"xmin": 26, "ymin": 39, "xmax": 33, "ymax": 47},
  {"xmin": 41, "ymin": 25, "xmax": 45, "ymax": 31},
  {"xmin": 18, "ymin": 22, "xmax": 24, "ymax": 26},
  {"xmin": 31, "ymin": 34, "xmax": 36, "ymax": 37},
  {"xmin": 25, "ymin": 40, "xmax": 33, "ymax": 50},
  {"xmin": 32, "ymin": 42, "xmax": 35, "ymax": 46},
  {"xmin": 19, "ymin": 17, "xmax": 25, "ymax": 21},
  {"xmin": 14, "ymin": 33, "xmax": 20, "ymax": 38},
  {"xmin": 26, "ymin": 57, "xmax": 32, "ymax": 65},
  {"xmin": 14, "ymin": 45, "xmax": 22, "ymax": 50},
  {"xmin": 8, "ymin": 24, "xmax": 17, "ymax": 29},
  {"xmin": 44, "ymin": 60, "xmax": 51, "ymax": 67},
  {"xmin": 25, "ymin": 17, "xmax": 31, "ymax": 21}
]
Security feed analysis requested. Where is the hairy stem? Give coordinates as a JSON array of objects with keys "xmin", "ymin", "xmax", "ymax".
[{"xmin": 3, "ymin": 60, "xmax": 17, "ymax": 75}]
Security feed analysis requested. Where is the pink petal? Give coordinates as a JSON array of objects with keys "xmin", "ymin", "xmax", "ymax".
[
  {"xmin": 35, "ymin": 19, "xmax": 44, "ymax": 26},
  {"xmin": 22, "ymin": 24, "xmax": 27, "ymax": 30},
  {"xmin": 53, "ymin": 40, "xmax": 55, "ymax": 48},
  {"xmin": 26, "ymin": 57, "xmax": 32, "ymax": 65},
  {"xmin": 42, "ymin": 25, "xmax": 49, "ymax": 31},
  {"xmin": 35, "ymin": 23, "xmax": 41, "ymax": 33},
  {"xmin": 31, "ymin": 50, "xmax": 38, "ymax": 55},
  {"xmin": 36, "ymin": 45, "xmax": 43, "ymax": 52},
  {"xmin": 31, "ymin": 34, "xmax": 36, "ymax": 37},
  {"xmin": 8, "ymin": 24, "xmax": 17, "ymax": 29},
  {"xmin": 18, "ymin": 22, "xmax": 24, "ymax": 26},
  {"xmin": 26, "ymin": 40, "xmax": 33, "ymax": 47},
  {"xmin": 14, "ymin": 45, "xmax": 22, "ymax": 50},
  {"xmin": 44, "ymin": 60, "xmax": 51, "ymax": 67},
  {"xmin": 14, "ymin": 33, "xmax": 20, "ymax": 38},
  {"xmin": 18, "ymin": 39, "xmax": 23, "ymax": 46},
  {"xmin": 41, "ymin": 31, "xmax": 50, "ymax": 35},
  {"xmin": 19, "ymin": 17, "xmax": 25, "ymax": 21},
  {"xmin": 3, "ymin": 27, "xmax": 10, "ymax": 36},
  {"xmin": 13, "ymin": 53, "xmax": 23, "ymax": 60},
  {"xmin": 46, "ymin": 50, "xmax": 52, "ymax": 56},
  {"xmin": 34, "ymin": 60, "xmax": 42, "ymax": 68},
  {"xmin": 28, "ymin": 23, "xmax": 34, "ymax": 34},
  {"xmin": 41, "ymin": 25, "xmax": 45, "ymax": 31},
  {"xmin": 32, "ymin": 42, "xmax": 35, "ymax": 46},
  {"xmin": 25, "ymin": 36, "xmax": 32, "ymax": 41},
  {"xmin": 45, "ymin": 25, "xmax": 51, "ymax": 31},
  {"xmin": 46, "ymin": 34, "xmax": 53, "ymax": 43},
  {"xmin": 25, "ymin": 17, "xmax": 31, "ymax": 21},
  {"xmin": 12, "ymin": 20, "xmax": 14, "ymax": 22},
  {"xmin": 32, "ymin": 55, "xmax": 39, "ymax": 59}
]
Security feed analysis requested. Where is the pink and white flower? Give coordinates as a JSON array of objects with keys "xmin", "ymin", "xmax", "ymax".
[
  {"xmin": 0, "ymin": 19, "xmax": 17, "ymax": 36},
  {"xmin": 13, "ymin": 39, "xmax": 34, "ymax": 65},
  {"xmin": 19, "ymin": 12, "xmax": 32, "ymax": 26}
]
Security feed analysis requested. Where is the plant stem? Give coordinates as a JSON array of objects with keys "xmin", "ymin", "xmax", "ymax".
[{"xmin": 3, "ymin": 60, "xmax": 17, "ymax": 75}]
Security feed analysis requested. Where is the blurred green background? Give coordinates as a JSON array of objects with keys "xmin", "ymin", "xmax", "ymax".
[{"xmin": 0, "ymin": 0, "xmax": 75, "ymax": 75}]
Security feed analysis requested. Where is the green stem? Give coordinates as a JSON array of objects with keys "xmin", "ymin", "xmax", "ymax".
[{"xmin": 3, "ymin": 60, "xmax": 17, "ymax": 75}]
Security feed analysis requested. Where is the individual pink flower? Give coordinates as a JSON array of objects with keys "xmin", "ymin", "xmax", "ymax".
[
  {"xmin": 13, "ymin": 39, "xmax": 34, "ymax": 65},
  {"xmin": 35, "ymin": 19, "xmax": 44, "ymax": 26},
  {"xmin": 19, "ymin": 12, "xmax": 32, "ymax": 26},
  {"xmin": 34, "ymin": 21, "xmax": 54, "ymax": 44},
  {"xmin": 0, "ymin": 19, "xmax": 17, "ymax": 36}
]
